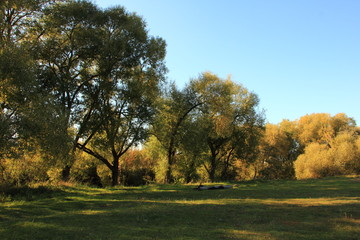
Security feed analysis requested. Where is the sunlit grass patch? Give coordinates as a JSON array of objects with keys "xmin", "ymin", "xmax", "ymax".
[
  {"xmin": 75, "ymin": 209, "xmax": 107, "ymax": 215},
  {"xmin": 250, "ymin": 197, "xmax": 360, "ymax": 207},
  {"xmin": 226, "ymin": 229, "xmax": 273, "ymax": 240},
  {"xmin": 20, "ymin": 221, "xmax": 58, "ymax": 229}
]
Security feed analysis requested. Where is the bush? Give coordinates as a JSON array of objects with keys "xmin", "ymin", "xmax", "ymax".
[
  {"xmin": 71, "ymin": 152, "xmax": 103, "ymax": 187},
  {"xmin": 121, "ymin": 168, "xmax": 155, "ymax": 186},
  {"xmin": 296, "ymin": 143, "xmax": 340, "ymax": 179},
  {"xmin": 295, "ymin": 132, "xmax": 360, "ymax": 179},
  {"xmin": 121, "ymin": 149, "xmax": 156, "ymax": 186},
  {"xmin": 0, "ymin": 151, "xmax": 49, "ymax": 186}
]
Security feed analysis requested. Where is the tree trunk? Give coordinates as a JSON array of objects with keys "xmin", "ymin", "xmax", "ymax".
[
  {"xmin": 164, "ymin": 102, "xmax": 204, "ymax": 184},
  {"xmin": 111, "ymin": 167, "xmax": 121, "ymax": 186},
  {"xmin": 209, "ymin": 155, "xmax": 217, "ymax": 182},
  {"xmin": 209, "ymin": 167, "xmax": 216, "ymax": 182},
  {"xmin": 221, "ymin": 148, "xmax": 234, "ymax": 180},
  {"xmin": 111, "ymin": 154, "xmax": 121, "ymax": 186},
  {"xmin": 185, "ymin": 160, "xmax": 196, "ymax": 183},
  {"xmin": 165, "ymin": 149, "xmax": 175, "ymax": 183},
  {"xmin": 207, "ymin": 140, "xmax": 219, "ymax": 182},
  {"xmin": 61, "ymin": 165, "xmax": 71, "ymax": 181},
  {"xmin": 165, "ymin": 165, "xmax": 173, "ymax": 184}
]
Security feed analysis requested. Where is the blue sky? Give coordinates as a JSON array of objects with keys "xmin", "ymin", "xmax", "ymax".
[{"xmin": 94, "ymin": 0, "xmax": 360, "ymax": 125}]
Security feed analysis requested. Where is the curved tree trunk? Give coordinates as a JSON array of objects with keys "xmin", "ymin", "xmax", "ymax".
[{"xmin": 164, "ymin": 102, "xmax": 204, "ymax": 183}]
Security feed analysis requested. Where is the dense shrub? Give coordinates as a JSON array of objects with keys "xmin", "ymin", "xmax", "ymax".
[
  {"xmin": 121, "ymin": 149, "xmax": 156, "ymax": 186},
  {"xmin": 295, "ymin": 143, "xmax": 337, "ymax": 179},
  {"xmin": 295, "ymin": 132, "xmax": 360, "ymax": 179},
  {"xmin": 0, "ymin": 151, "xmax": 49, "ymax": 186},
  {"xmin": 71, "ymin": 152, "xmax": 102, "ymax": 187}
]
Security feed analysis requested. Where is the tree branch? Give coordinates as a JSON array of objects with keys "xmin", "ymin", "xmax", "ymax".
[{"xmin": 76, "ymin": 143, "xmax": 113, "ymax": 170}]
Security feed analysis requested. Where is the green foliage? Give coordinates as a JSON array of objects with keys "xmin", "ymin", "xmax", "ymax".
[
  {"xmin": 62, "ymin": 2, "xmax": 167, "ymax": 185},
  {"xmin": 152, "ymin": 73, "xmax": 264, "ymax": 183},
  {"xmin": 189, "ymin": 73, "xmax": 264, "ymax": 182},
  {"xmin": 70, "ymin": 151, "xmax": 102, "ymax": 187},
  {"xmin": 175, "ymin": 118, "xmax": 208, "ymax": 183},
  {"xmin": 0, "ymin": 0, "xmax": 59, "ymax": 45},
  {"xmin": 0, "ymin": 46, "xmax": 36, "ymax": 155},
  {"xmin": 0, "ymin": 0, "xmax": 72, "ymax": 178},
  {"xmin": 1, "ymin": 0, "xmax": 358, "ymax": 187},
  {"xmin": 152, "ymin": 82, "xmax": 204, "ymax": 183},
  {"xmin": 143, "ymin": 135, "xmax": 168, "ymax": 183},
  {"xmin": 1, "ymin": 0, "xmax": 166, "ymax": 186}
]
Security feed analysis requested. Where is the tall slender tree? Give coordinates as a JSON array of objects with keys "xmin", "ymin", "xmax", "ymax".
[{"xmin": 152, "ymin": 83, "xmax": 204, "ymax": 183}]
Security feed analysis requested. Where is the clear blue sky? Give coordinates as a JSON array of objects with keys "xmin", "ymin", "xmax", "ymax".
[{"xmin": 94, "ymin": 0, "xmax": 360, "ymax": 125}]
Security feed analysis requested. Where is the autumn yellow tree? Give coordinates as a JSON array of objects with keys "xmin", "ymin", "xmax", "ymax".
[{"xmin": 294, "ymin": 113, "xmax": 359, "ymax": 179}]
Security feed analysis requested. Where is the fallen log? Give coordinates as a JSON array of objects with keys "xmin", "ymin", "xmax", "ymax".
[{"xmin": 194, "ymin": 184, "xmax": 233, "ymax": 190}]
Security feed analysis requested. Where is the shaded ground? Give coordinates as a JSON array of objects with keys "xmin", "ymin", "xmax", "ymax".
[{"xmin": 0, "ymin": 177, "xmax": 359, "ymax": 240}]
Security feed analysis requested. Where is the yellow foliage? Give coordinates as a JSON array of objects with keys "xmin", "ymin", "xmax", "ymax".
[
  {"xmin": 297, "ymin": 113, "xmax": 334, "ymax": 145},
  {"xmin": 1, "ymin": 150, "xmax": 49, "ymax": 185},
  {"xmin": 295, "ymin": 132, "xmax": 360, "ymax": 179},
  {"xmin": 295, "ymin": 143, "xmax": 329, "ymax": 179},
  {"xmin": 143, "ymin": 136, "xmax": 167, "ymax": 183},
  {"xmin": 46, "ymin": 168, "xmax": 63, "ymax": 183}
]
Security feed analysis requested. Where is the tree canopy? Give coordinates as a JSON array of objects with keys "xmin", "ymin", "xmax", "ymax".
[{"xmin": 1, "ymin": 0, "xmax": 358, "ymax": 186}]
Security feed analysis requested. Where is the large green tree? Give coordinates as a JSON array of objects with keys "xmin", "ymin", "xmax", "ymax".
[
  {"xmin": 72, "ymin": 5, "xmax": 166, "ymax": 186},
  {"xmin": 1, "ymin": 0, "xmax": 166, "ymax": 186},
  {"xmin": 26, "ymin": 1, "xmax": 166, "ymax": 183},
  {"xmin": 153, "ymin": 73, "xmax": 264, "ymax": 183},
  {"xmin": 190, "ymin": 73, "xmax": 264, "ymax": 182},
  {"xmin": 0, "ymin": 0, "xmax": 64, "ymax": 156},
  {"xmin": 30, "ymin": 0, "xmax": 106, "ymax": 179}
]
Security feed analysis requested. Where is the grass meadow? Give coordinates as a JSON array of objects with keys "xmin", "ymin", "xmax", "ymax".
[{"xmin": 0, "ymin": 176, "xmax": 359, "ymax": 240}]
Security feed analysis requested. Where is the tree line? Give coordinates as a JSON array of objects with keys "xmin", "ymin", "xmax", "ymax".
[{"xmin": 1, "ymin": 0, "xmax": 359, "ymax": 186}]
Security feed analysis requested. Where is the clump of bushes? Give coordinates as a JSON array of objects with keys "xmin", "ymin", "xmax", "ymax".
[
  {"xmin": 70, "ymin": 152, "xmax": 103, "ymax": 187},
  {"xmin": 0, "ymin": 150, "xmax": 49, "ymax": 186},
  {"xmin": 295, "ymin": 132, "xmax": 360, "ymax": 179},
  {"xmin": 120, "ymin": 149, "xmax": 156, "ymax": 186}
]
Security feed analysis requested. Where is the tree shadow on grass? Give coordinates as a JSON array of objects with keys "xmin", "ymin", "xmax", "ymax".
[
  {"xmin": 1, "ymin": 201, "xmax": 359, "ymax": 240},
  {"xmin": 1, "ymin": 177, "xmax": 359, "ymax": 239},
  {"xmin": 1, "ymin": 195, "xmax": 359, "ymax": 239}
]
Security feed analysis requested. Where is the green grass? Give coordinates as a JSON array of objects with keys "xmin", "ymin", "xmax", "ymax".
[{"xmin": 1, "ymin": 176, "xmax": 359, "ymax": 240}]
